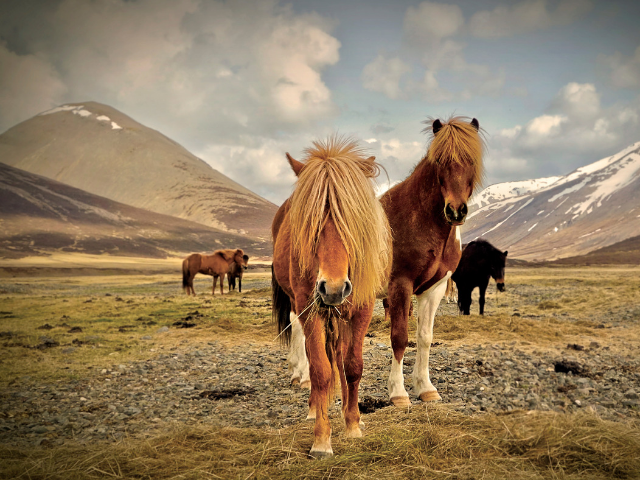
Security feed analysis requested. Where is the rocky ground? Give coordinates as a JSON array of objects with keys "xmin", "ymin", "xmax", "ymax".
[{"xmin": 2, "ymin": 305, "xmax": 639, "ymax": 448}]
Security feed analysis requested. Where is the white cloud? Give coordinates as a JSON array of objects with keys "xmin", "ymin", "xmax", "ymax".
[
  {"xmin": 0, "ymin": 44, "xmax": 66, "ymax": 132},
  {"xmin": 0, "ymin": 0, "xmax": 340, "ymax": 145},
  {"xmin": 362, "ymin": 55, "xmax": 411, "ymax": 99},
  {"xmin": 468, "ymin": 0, "xmax": 593, "ymax": 38},
  {"xmin": 488, "ymin": 82, "xmax": 640, "ymax": 183},
  {"xmin": 598, "ymin": 45, "xmax": 640, "ymax": 89}
]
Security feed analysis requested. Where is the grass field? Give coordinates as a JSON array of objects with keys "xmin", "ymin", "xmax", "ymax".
[{"xmin": 1, "ymin": 265, "xmax": 639, "ymax": 479}]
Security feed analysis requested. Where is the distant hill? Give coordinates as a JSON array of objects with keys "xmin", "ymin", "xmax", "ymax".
[
  {"xmin": 549, "ymin": 235, "xmax": 640, "ymax": 265},
  {"xmin": 463, "ymin": 142, "xmax": 640, "ymax": 261},
  {"xmin": 0, "ymin": 162, "xmax": 271, "ymax": 259},
  {"xmin": 0, "ymin": 102, "xmax": 277, "ymax": 240}
]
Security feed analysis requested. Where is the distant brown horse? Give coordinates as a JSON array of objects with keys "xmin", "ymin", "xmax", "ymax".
[
  {"xmin": 227, "ymin": 255, "xmax": 250, "ymax": 292},
  {"xmin": 272, "ymin": 137, "xmax": 391, "ymax": 458},
  {"xmin": 182, "ymin": 249, "xmax": 248, "ymax": 295},
  {"xmin": 381, "ymin": 116, "xmax": 484, "ymax": 406}
]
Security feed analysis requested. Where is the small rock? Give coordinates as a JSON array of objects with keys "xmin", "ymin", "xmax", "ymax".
[
  {"xmin": 141, "ymin": 336, "xmax": 153, "ymax": 340},
  {"xmin": 157, "ymin": 326, "xmax": 169, "ymax": 333}
]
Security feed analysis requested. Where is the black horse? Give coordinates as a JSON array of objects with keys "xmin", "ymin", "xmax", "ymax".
[
  {"xmin": 227, "ymin": 256, "xmax": 249, "ymax": 292},
  {"xmin": 452, "ymin": 240, "xmax": 508, "ymax": 315}
]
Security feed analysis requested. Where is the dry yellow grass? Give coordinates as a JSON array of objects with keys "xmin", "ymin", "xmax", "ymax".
[
  {"xmin": 1, "ymin": 265, "xmax": 640, "ymax": 479},
  {"xmin": 2, "ymin": 405, "xmax": 639, "ymax": 479}
]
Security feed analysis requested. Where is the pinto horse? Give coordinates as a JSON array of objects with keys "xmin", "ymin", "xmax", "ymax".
[
  {"xmin": 272, "ymin": 137, "xmax": 391, "ymax": 458},
  {"xmin": 182, "ymin": 249, "xmax": 248, "ymax": 295},
  {"xmin": 381, "ymin": 116, "xmax": 484, "ymax": 406},
  {"xmin": 452, "ymin": 239, "xmax": 507, "ymax": 315}
]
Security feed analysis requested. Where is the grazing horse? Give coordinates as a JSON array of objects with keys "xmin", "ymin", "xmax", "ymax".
[
  {"xmin": 272, "ymin": 137, "xmax": 391, "ymax": 458},
  {"xmin": 228, "ymin": 254, "xmax": 250, "ymax": 292},
  {"xmin": 381, "ymin": 116, "xmax": 484, "ymax": 406},
  {"xmin": 452, "ymin": 240, "xmax": 507, "ymax": 315},
  {"xmin": 182, "ymin": 249, "xmax": 248, "ymax": 295}
]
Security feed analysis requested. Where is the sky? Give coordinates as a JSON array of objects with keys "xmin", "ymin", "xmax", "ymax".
[{"xmin": 1, "ymin": 0, "xmax": 639, "ymax": 205}]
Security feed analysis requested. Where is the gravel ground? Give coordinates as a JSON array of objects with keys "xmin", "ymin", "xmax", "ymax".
[{"xmin": 2, "ymin": 311, "xmax": 639, "ymax": 448}]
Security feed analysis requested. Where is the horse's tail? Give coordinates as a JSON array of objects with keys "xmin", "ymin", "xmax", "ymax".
[
  {"xmin": 272, "ymin": 265, "xmax": 292, "ymax": 346},
  {"xmin": 182, "ymin": 258, "xmax": 190, "ymax": 290}
]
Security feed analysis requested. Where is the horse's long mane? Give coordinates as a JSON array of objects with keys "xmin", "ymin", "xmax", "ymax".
[
  {"xmin": 422, "ymin": 116, "xmax": 485, "ymax": 191},
  {"xmin": 289, "ymin": 136, "xmax": 392, "ymax": 307}
]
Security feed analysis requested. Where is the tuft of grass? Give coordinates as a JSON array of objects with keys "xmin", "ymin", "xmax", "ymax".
[{"xmin": 1, "ymin": 405, "xmax": 639, "ymax": 479}]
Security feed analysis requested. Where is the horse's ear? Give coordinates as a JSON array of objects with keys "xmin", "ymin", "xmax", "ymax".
[
  {"xmin": 235, "ymin": 249, "xmax": 243, "ymax": 255},
  {"xmin": 503, "ymin": 250, "xmax": 508, "ymax": 257},
  {"xmin": 286, "ymin": 153, "xmax": 305, "ymax": 177},
  {"xmin": 433, "ymin": 119, "xmax": 443, "ymax": 135},
  {"xmin": 243, "ymin": 254, "xmax": 249, "ymax": 261},
  {"xmin": 470, "ymin": 118, "xmax": 480, "ymax": 131},
  {"xmin": 365, "ymin": 156, "xmax": 376, "ymax": 163}
]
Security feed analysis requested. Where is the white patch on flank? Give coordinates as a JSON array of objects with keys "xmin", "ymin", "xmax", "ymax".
[
  {"xmin": 111, "ymin": 122, "xmax": 122, "ymax": 130},
  {"xmin": 288, "ymin": 312, "xmax": 310, "ymax": 386},
  {"xmin": 96, "ymin": 115, "xmax": 111, "ymax": 122},
  {"xmin": 528, "ymin": 223, "xmax": 538, "ymax": 232},
  {"xmin": 39, "ymin": 105, "xmax": 80, "ymax": 115},
  {"xmin": 73, "ymin": 109, "xmax": 92, "ymax": 117},
  {"xmin": 412, "ymin": 272, "xmax": 451, "ymax": 398}
]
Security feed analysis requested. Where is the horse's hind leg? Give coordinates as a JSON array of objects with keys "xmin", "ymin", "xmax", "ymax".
[
  {"xmin": 479, "ymin": 285, "xmax": 487, "ymax": 315},
  {"xmin": 220, "ymin": 274, "xmax": 225, "ymax": 295},
  {"xmin": 413, "ymin": 273, "xmax": 450, "ymax": 402},
  {"xmin": 212, "ymin": 276, "xmax": 217, "ymax": 295}
]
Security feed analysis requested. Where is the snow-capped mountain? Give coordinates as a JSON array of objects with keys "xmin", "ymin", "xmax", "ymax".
[
  {"xmin": 0, "ymin": 102, "xmax": 277, "ymax": 240},
  {"xmin": 462, "ymin": 141, "xmax": 640, "ymax": 261}
]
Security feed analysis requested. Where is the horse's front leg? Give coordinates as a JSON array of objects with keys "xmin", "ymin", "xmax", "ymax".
[
  {"xmin": 220, "ymin": 274, "xmax": 225, "ymax": 295},
  {"xmin": 289, "ymin": 312, "xmax": 311, "ymax": 390},
  {"xmin": 342, "ymin": 301, "xmax": 373, "ymax": 437},
  {"xmin": 304, "ymin": 313, "xmax": 333, "ymax": 458},
  {"xmin": 388, "ymin": 278, "xmax": 413, "ymax": 407},
  {"xmin": 413, "ymin": 272, "xmax": 450, "ymax": 402},
  {"xmin": 212, "ymin": 276, "xmax": 217, "ymax": 295}
]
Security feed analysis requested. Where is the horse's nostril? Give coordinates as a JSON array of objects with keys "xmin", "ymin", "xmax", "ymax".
[
  {"xmin": 342, "ymin": 280, "xmax": 352, "ymax": 298},
  {"xmin": 460, "ymin": 203, "xmax": 468, "ymax": 217},
  {"xmin": 317, "ymin": 280, "xmax": 327, "ymax": 296}
]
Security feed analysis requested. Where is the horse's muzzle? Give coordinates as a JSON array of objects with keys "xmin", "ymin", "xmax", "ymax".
[
  {"xmin": 317, "ymin": 279, "xmax": 352, "ymax": 306},
  {"xmin": 496, "ymin": 282, "xmax": 505, "ymax": 292}
]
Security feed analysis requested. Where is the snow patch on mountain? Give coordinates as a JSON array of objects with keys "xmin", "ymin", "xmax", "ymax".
[
  {"xmin": 40, "ymin": 104, "xmax": 123, "ymax": 130},
  {"xmin": 470, "ymin": 176, "xmax": 561, "ymax": 208}
]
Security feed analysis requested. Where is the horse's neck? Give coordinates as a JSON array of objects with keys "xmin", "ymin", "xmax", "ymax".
[{"xmin": 407, "ymin": 160, "xmax": 446, "ymax": 223}]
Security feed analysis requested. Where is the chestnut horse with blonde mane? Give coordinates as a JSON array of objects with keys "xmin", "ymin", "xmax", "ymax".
[
  {"xmin": 382, "ymin": 116, "xmax": 484, "ymax": 406},
  {"xmin": 272, "ymin": 137, "xmax": 391, "ymax": 458},
  {"xmin": 182, "ymin": 249, "xmax": 249, "ymax": 295}
]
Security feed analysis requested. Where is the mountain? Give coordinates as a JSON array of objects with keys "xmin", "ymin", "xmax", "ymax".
[
  {"xmin": 0, "ymin": 162, "xmax": 271, "ymax": 259},
  {"xmin": 0, "ymin": 102, "xmax": 277, "ymax": 240},
  {"xmin": 462, "ymin": 142, "xmax": 640, "ymax": 261}
]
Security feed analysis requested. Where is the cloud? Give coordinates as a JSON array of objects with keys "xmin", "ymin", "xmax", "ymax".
[
  {"xmin": 487, "ymin": 82, "xmax": 640, "ymax": 183},
  {"xmin": 403, "ymin": 2, "xmax": 464, "ymax": 48},
  {"xmin": 468, "ymin": 0, "xmax": 593, "ymax": 38},
  {"xmin": 362, "ymin": 55, "xmax": 411, "ymax": 100},
  {"xmin": 0, "ymin": 43, "xmax": 66, "ymax": 132},
  {"xmin": 361, "ymin": 2, "xmax": 504, "ymax": 102},
  {"xmin": 598, "ymin": 45, "xmax": 640, "ymax": 89},
  {"xmin": 0, "ymin": 0, "xmax": 340, "ymax": 146}
]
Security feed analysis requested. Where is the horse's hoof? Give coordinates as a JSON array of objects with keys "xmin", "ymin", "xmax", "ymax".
[
  {"xmin": 290, "ymin": 377, "xmax": 300, "ymax": 386},
  {"xmin": 344, "ymin": 426, "xmax": 363, "ymax": 438},
  {"xmin": 309, "ymin": 448, "xmax": 333, "ymax": 459},
  {"xmin": 391, "ymin": 396, "xmax": 411, "ymax": 407},
  {"xmin": 419, "ymin": 391, "xmax": 441, "ymax": 402},
  {"xmin": 300, "ymin": 380, "xmax": 311, "ymax": 389}
]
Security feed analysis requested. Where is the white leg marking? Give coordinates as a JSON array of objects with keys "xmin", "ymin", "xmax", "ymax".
[
  {"xmin": 388, "ymin": 355, "xmax": 408, "ymax": 401},
  {"xmin": 413, "ymin": 272, "xmax": 451, "ymax": 400},
  {"xmin": 289, "ymin": 312, "xmax": 310, "ymax": 386},
  {"xmin": 455, "ymin": 226, "xmax": 462, "ymax": 251}
]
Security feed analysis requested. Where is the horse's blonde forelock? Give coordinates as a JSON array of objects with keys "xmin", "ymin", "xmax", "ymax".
[
  {"xmin": 422, "ymin": 116, "xmax": 485, "ymax": 190},
  {"xmin": 289, "ymin": 135, "xmax": 392, "ymax": 307}
]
